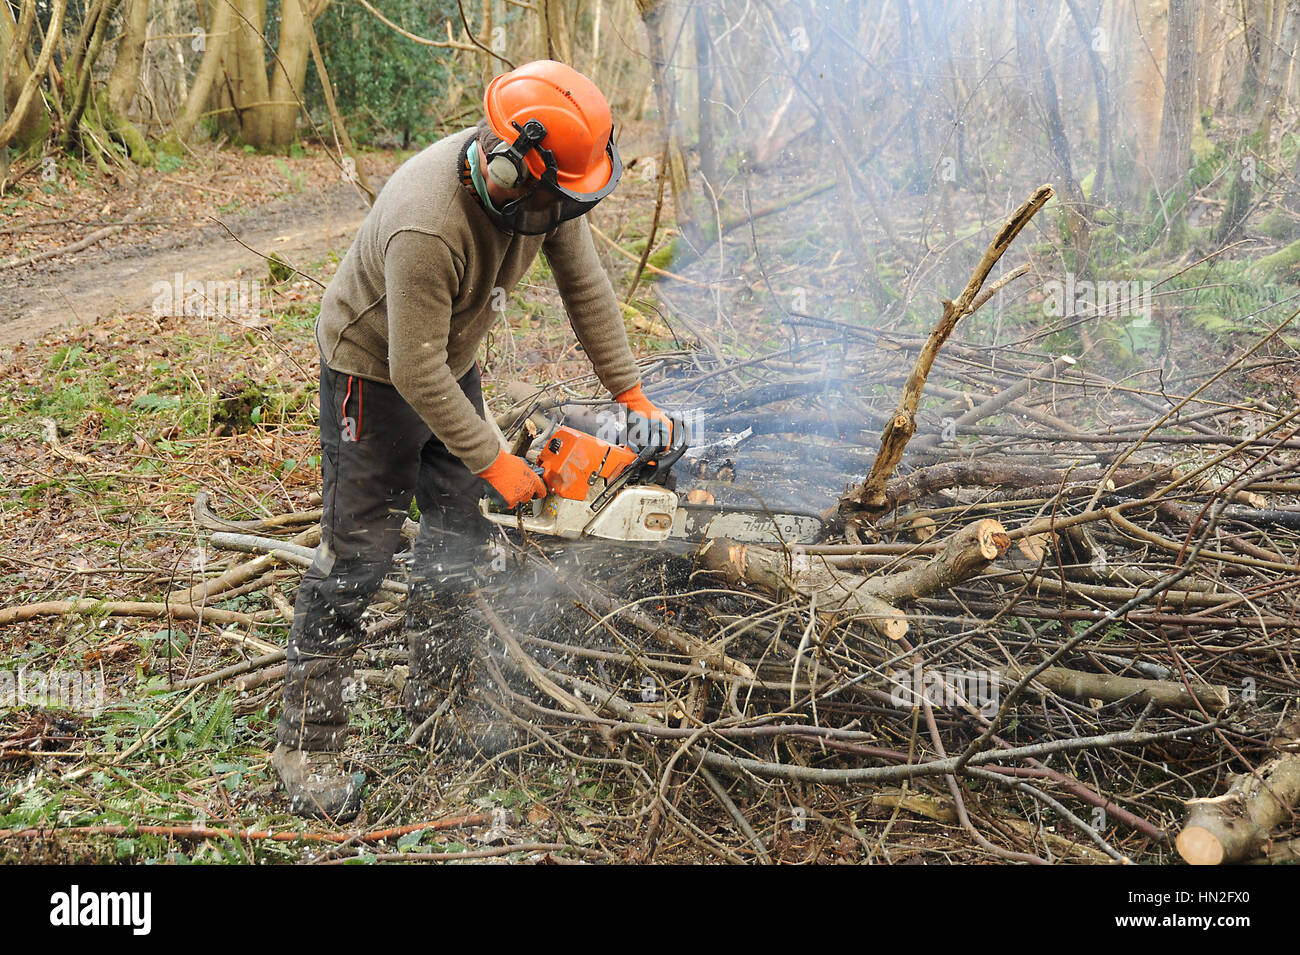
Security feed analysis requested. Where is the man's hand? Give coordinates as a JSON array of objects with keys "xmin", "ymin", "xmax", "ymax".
[
  {"xmin": 478, "ymin": 449, "xmax": 547, "ymax": 507},
  {"xmin": 615, "ymin": 383, "xmax": 673, "ymax": 450}
]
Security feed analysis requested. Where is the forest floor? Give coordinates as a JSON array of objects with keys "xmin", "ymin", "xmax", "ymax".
[{"xmin": 0, "ymin": 143, "xmax": 392, "ymax": 347}]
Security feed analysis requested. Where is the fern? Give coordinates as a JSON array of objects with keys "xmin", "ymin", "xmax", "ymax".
[
  {"xmin": 13, "ymin": 787, "xmax": 59, "ymax": 825},
  {"xmin": 191, "ymin": 693, "xmax": 233, "ymax": 750},
  {"xmin": 132, "ymin": 392, "xmax": 182, "ymax": 412}
]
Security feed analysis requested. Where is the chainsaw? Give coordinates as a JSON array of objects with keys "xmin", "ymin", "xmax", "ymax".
[{"xmin": 480, "ymin": 415, "xmax": 824, "ymax": 545}]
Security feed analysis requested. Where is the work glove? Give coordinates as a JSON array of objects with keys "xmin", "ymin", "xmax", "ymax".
[
  {"xmin": 614, "ymin": 382, "xmax": 673, "ymax": 450},
  {"xmin": 477, "ymin": 449, "xmax": 547, "ymax": 508}
]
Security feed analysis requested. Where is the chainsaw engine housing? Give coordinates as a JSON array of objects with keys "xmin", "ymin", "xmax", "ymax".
[{"xmin": 482, "ymin": 425, "xmax": 682, "ymax": 542}]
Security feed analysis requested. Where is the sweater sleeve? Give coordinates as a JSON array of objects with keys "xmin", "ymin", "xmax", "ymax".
[
  {"xmin": 383, "ymin": 229, "xmax": 502, "ymax": 474},
  {"xmin": 544, "ymin": 218, "xmax": 642, "ymax": 398}
]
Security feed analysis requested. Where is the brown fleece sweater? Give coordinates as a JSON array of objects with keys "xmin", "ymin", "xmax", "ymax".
[{"xmin": 315, "ymin": 128, "xmax": 641, "ymax": 474}]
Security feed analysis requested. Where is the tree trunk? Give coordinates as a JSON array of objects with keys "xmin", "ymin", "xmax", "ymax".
[
  {"xmin": 0, "ymin": 0, "xmax": 65, "ymax": 154},
  {"xmin": 170, "ymin": 0, "xmax": 233, "ymax": 143},
  {"xmin": 62, "ymin": 0, "xmax": 127, "ymax": 145},
  {"xmin": 693, "ymin": 1, "xmax": 715, "ymax": 188},
  {"xmin": 268, "ymin": 0, "xmax": 325, "ymax": 146},
  {"xmin": 634, "ymin": 0, "xmax": 693, "ymax": 238},
  {"xmin": 1125, "ymin": 0, "xmax": 1168, "ymax": 192},
  {"xmin": 2, "ymin": 0, "xmax": 38, "ymax": 138},
  {"xmin": 1016, "ymin": 0, "xmax": 1081, "ymax": 204},
  {"xmin": 539, "ymin": 0, "xmax": 573, "ymax": 63},
  {"xmin": 1235, "ymin": 0, "xmax": 1266, "ymax": 113},
  {"xmin": 107, "ymin": 0, "xmax": 149, "ymax": 117},
  {"xmin": 1152, "ymin": 0, "xmax": 1200, "ymax": 248},
  {"xmin": 224, "ymin": 0, "xmax": 272, "ymax": 148},
  {"xmin": 1218, "ymin": 1, "xmax": 1299, "ymax": 243},
  {"xmin": 1177, "ymin": 751, "xmax": 1300, "ymax": 864},
  {"xmin": 1154, "ymin": 0, "xmax": 1200, "ymax": 194},
  {"xmin": 1063, "ymin": 0, "xmax": 1111, "ymax": 203},
  {"xmin": 1257, "ymin": 0, "xmax": 1300, "ymax": 143}
]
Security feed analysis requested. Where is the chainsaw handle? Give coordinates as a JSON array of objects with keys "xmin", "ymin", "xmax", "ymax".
[
  {"xmin": 484, "ymin": 463, "xmax": 549, "ymax": 510},
  {"xmin": 645, "ymin": 413, "xmax": 689, "ymax": 484}
]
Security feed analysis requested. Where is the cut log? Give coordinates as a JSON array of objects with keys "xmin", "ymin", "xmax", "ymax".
[
  {"xmin": 1176, "ymin": 751, "xmax": 1300, "ymax": 864},
  {"xmin": 696, "ymin": 538, "xmax": 909, "ymax": 641},
  {"xmin": 696, "ymin": 520, "xmax": 1012, "ymax": 642},
  {"xmin": 861, "ymin": 519, "xmax": 1010, "ymax": 604}
]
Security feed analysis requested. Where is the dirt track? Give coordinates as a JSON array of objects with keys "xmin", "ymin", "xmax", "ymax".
[{"xmin": 0, "ymin": 178, "xmax": 378, "ymax": 348}]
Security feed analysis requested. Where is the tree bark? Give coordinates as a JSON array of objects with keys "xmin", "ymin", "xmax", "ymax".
[
  {"xmin": 2, "ymin": 0, "xmax": 42, "ymax": 154},
  {"xmin": 693, "ymin": 1, "xmax": 715, "ymax": 188},
  {"xmin": 63, "ymin": 0, "xmax": 127, "ymax": 141},
  {"xmin": 0, "ymin": 0, "xmax": 65, "ymax": 153},
  {"xmin": 1002, "ymin": 664, "xmax": 1230, "ymax": 713},
  {"xmin": 634, "ymin": 0, "xmax": 693, "ymax": 237},
  {"xmin": 1177, "ymin": 751, "xmax": 1300, "ymax": 864},
  {"xmin": 107, "ymin": 0, "xmax": 149, "ymax": 117},
  {"xmin": 170, "ymin": 0, "xmax": 233, "ymax": 143},
  {"xmin": 225, "ymin": 0, "xmax": 272, "ymax": 147},
  {"xmin": 1235, "ymin": 0, "xmax": 1266, "ymax": 113},
  {"xmin": 861, "ymin": 519, "xmax": 1011, "ymax": 605},
  {"xmin": 267, "ymin": 0, "xmax": 326, "ymax": 146},
  {"xmin": 1257, "ymin": 0, "xmax": 1300, "ymax": 141},
  {"xmin": 1062, "ymin": 0, "xmax": 1111, "ymax": 203},
  {"xmin": 1016, "ymin": 0, "xmax": 1080, "ymax": 204},
  {"xmin": 1154, "ymin": 0, "xmax": 1200, "ymax": 197},
  {"xmin": 695, "ymin": 536, "xmax": 910, "ymax": 641}
]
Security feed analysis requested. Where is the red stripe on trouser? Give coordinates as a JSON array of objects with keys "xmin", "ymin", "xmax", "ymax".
[{"xmin": 342, "ymin": 375, "xmax": 360, "ymax": 440}]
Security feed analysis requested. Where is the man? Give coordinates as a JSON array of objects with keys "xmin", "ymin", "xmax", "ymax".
[{"xmin": 272, "ymin": 60, "xmax": 672, "ymax": 820}]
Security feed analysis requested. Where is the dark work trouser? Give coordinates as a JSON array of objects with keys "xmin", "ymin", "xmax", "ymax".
[{"xmin": 277, "ymin": 357, "xmax": 493, "ymax": 751}]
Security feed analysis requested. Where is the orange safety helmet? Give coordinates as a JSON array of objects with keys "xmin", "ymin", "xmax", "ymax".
[{"xmin": 481, "ymin": 60, "xmax": 623, "ymax": 233}]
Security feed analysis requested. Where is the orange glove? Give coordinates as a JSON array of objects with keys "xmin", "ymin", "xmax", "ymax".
[
  {"xmin": 477, "ymin": 449, "xmax": 547, "ymax": 507},
  {"xmin": 614, "ymin": 382, "xmax": 672, "ymax": 448}
]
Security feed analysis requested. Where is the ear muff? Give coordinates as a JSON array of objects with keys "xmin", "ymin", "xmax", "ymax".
[
  {"xmin": 484, "ymin": 119, "xmax": 549, "ymax": 190},
  {"xmin": 486, "ymin": 152, "xmax": 524, "ymax": 189}
]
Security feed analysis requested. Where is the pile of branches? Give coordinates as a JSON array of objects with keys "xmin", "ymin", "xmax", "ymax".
[
  {"xmin": 470, "ymin": 185, "xmax": 1300, "ymax": 864},
  {"xmin": 51, "ymin": 185, "xmax": 1298, "ymax": 864}
]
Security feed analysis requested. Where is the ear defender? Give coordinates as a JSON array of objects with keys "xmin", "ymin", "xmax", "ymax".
[
  {"xmin": 486, "ymin": 152, "xmax": 523, "ymax": 189},
  {"xmin": 485, "ymin": 119, "xmax": 550, "ymax": 190}
]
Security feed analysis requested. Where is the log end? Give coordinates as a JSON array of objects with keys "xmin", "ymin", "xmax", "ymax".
[
  {"xmin": 880, "ymin": 612, "xmax": 909, "ymax": 642},
  {"xmin": 976, "ymin": 519, "xmax": 1011, "ymax": 561},
  {"xmin": 1017, "ymin": 532, "xmax": 1055, "ymax": 563},
  {"xmin": 909, "ymin": 516, "xmax": 937, "ymax": 543},
  {"xmin": 1175, "ymin": 825, "xmax": 1225, "ymax": 866}
]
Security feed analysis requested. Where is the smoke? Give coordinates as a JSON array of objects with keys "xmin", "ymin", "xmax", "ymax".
[{"xmin": 631, "ymin": 1, "xmax": 1248, "ymax": 350}]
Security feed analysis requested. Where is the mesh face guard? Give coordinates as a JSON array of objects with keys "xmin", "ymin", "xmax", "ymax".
[{"xmin": 492, "ymin": 119, "xmax": 623, "ymax": 235}]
